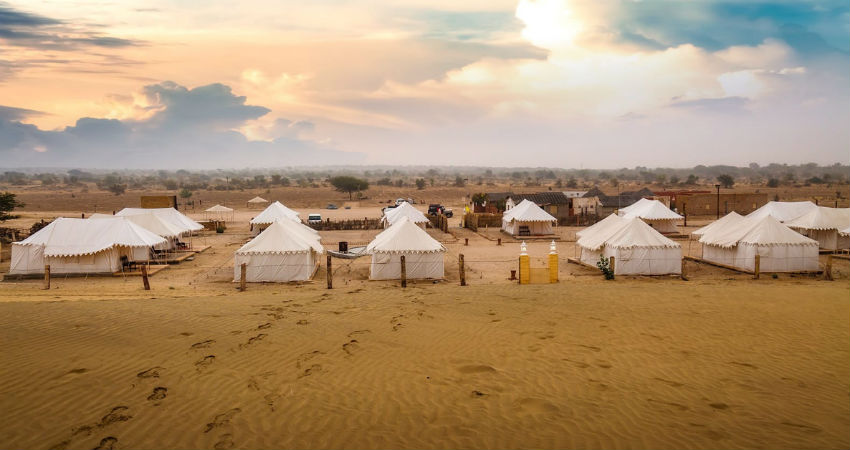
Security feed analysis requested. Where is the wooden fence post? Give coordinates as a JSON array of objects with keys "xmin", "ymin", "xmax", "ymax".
[
  {"xmin": 141, "ymin": 264, "xmax": 150, "ymax": 290},
  {"xmin": 497, "ymin": 238, "xmax": 501, "ymax": 246},
  {"xmin": 824, "ymin": 255, "xmax": 833, "ymax": 281},
  {"xmin": 753, "ymin": 254, "xmax": 760, "ymax": 280},
  {"xmin": 239, "ymin": 263, "xmax": 246, "ymax": 291},
  {"xmin": 609, "ymin": 256, "xmax": 616, "ymax": 276},
  {"xmin": 464, "ymin": 238, "xmax": 468, "ymax": 246},
  {"xmin": 400, "ymin": 255, "xmax": 407, "ymax": 288},
  {"xmin": 43, "ymin": 265, "xmax": 50, "ymax": 290},
  {"xmin": 327, "ymin": 254, "xmax": 333, "ymax": 289},
  {"xmin": 459, "ymin": 254, "xmax": 466, "ymax": 286}
]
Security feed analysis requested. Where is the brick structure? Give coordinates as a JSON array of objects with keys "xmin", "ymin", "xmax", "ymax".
[{"xmin": 678, "ymin": 193, "xmax": 768, "ymax": 217}]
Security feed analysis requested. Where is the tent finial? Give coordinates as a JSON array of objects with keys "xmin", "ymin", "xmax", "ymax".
[{"xmin": 520, "ymin": 241, "xmax": 527, "ymax": 255}]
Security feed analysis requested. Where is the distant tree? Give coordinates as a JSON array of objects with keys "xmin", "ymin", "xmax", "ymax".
[
  {"xmin": 471, "ymin": 193, "xmax": 488, "ymax": 206},
  {"xmin": 415, "ymin": 178, "xmax": 427, "ymax": 190},
  {"xmin": 766, "ymin": 178, "xmax": 780, "ymax": 188},
  {"xmin": 163, "ymin": 180, "xmax": 178, "ymax": 190},
  {"xmin": 684, "ymin": 174, "xmax": 698, "ymax": 185},
  {"xmin": 555, "ymin": 179, "xmax": 563, "ymax": 188},
  {"xmin": 566, "ymin": 177, "xmax": 578, "ymax": 188},
  {"xmin": 107, "ymin": 183, "xmax": 127, "ymax": 196},
  {"xmin": 716, "ymin": 174, "xmax": 734, "ymax": 188},
  {"xmin": 669, "ymin": 175, "xmax": 680, "ymax": 185},
  {"xmin": 377, "ymin": 177, "xmax": 392, "ymax": 186},
  {"xmin": 0, "ymin": 192, "xmax": 25, "ymax": 221},
  {"xmin": 271, "ymin": 174, "xmax": 282, "ymax": 185},
  {"xmin": 280, "ymin": 177, "xmax": 291, "ymax": 187},
  {"xmin": 179, "ymin": 187, "xmax": 193, "ymax": 199},
  {"xmin": 609, "ymin": 178, "xmax": 619, "ymax": 187},
  {"xmin": 454, "ymin": 176, "xmax": 466, "ymax": 187},
  {"xmin": 806, "ymin": 176, "xmax": 825, "ymax": 184},
  {"xmin": 330, "ymin": 176, "xmax": 369, "ymax": 200}
]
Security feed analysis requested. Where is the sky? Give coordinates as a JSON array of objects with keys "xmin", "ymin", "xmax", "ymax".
[{"xmin": 0, "ymin": 0, "xmax": 848, "ymax": 169}]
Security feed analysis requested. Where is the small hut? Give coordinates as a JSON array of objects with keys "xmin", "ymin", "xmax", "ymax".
[
  {"xmin": 784, "ymin": 207, "xmax": 850, "ymax": 250},
  {"xmin": 382, "ymin": 202, "xmax": 429, "ymax": 229},
  {"xmin": 577, "ymin": 216, "xmax": 682, "ymax": 275},
  {"xmin": 367, "ymin": 216, "xmax": 446, "ymax": 280},
  {"xmin": 247, "ymin": 196, "xmax": 269, "ymax": 209},
  {"xmin": 234, "ymin": 219, "xmax": 323, "ymax": 282},
  {"xmin": 617, "ymin": 198, "xmax": 683, "ymax": 233},
  {"xmin": 501, "ymin": 199, "xmax": 557, "ymax": 236}
]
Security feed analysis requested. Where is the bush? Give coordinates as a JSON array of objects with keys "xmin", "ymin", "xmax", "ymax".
[
  {"xmin": 216, "ymin": 225, "xmax": 225, "ymax": 234},
  {"xmin": 596, "ymin": 255, "xmax": 615, "ymax": 280}
]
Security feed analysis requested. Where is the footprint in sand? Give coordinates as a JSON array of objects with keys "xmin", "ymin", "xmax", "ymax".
[
  {"xmin": 204, "ymin": 408, "xmax": 241, "ymax": 433},
  {"xmin": 647, "ymin": 398, "xmax": 689, "ymax": 411},
  {"xmin": 536, "ymin": 331, "xmax": 556, "ymax": 340},
  {"xmin": 257, "ymin": 323, "xmax": 272, "ymax": 330},
  {"xmin": 296, "ymin": 320, "xmax": 310, "ymax": 326},
  {"xmin": 92, "ymin": 436, "xmax": 118, "ymax": 450},
  {"xmin": 729, "ymin": 361, "xmax": 758, "ymax": 369},
  {"xmin": 72, "ymin": 425, "xmax": 93, "ymax": 437},
  {"xmin": 457, "ymin": 365, "xmax": 497, "ymax": 374},
  {"xmin": 347, "ymin": 330, "xmax": 371, "ymax": 337},
  {"xmin": 471, "ymin": 390, "xmax": 488, "ymax": 398},
  {"xmin": 191, "ymin": 340, "xmax": 215, "ymax": 350},
  {"xmin": 562, "ymin": 358, "xmax": 590, "ymax": 369},
  {"xmin": 242, "ymin": 334, "xmax": 267, "ymax": 347},
  {"xmin": 48, "ymin": 440, "xmax": 70, "ymax": 450},
  {"xmin": 299, "ymin": 364, "xmax": 322, "ymax": 378},
  {"xmin": 147, "ymin": 387, "xmax": 167, "ymax": 403},
  {"xmin": 136, "ymin": 367, "xmax": 164, "ymax": 379},
  {"xmin": 654, "ymin": 377, "xmax": 685, "ymax": 387},
  {"xmin": 780, "ymin": 421, "xmax": 822, "ymax": 434},
  {"xmin": 576, "ymin": 344, "xmax": 601, "ymax": 352},
  {"xmin": 195, "ymin": 355, "xmax": 215, "ymax": 371},
  {"xmin": 214, "ymin": 433, "xmax": 235, "ymax": 450},
  {"xmin": 67, "ymin": 368, "xmax": 88, "ymax": 375},
  {"xmin": 342, "ymin": 339, "xmax": 360, "ymax": 356},
  {"xmin": 296, "ymin": 351, "xmax": 323, "ymax": 369},
  {"xmin": 516, "ymin": 397, "xmax": 560, "ymax": 414},
  {"xmin": 179, "ymin": 332, "xmax": 193, "ymax": 336},
  {"xmin": 709, "ymin": 402, "xmax": 729, "ymax": 410},
  {"xmin": 98, "ymin": 406, "xmax": 132, "ymax": 427},
  {"xmin": 264, "ymin": 393, "xmax": 281, "ymax": 411}
]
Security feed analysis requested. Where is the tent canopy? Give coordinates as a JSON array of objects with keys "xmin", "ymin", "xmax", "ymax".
[
  {"xmin": 247, "ymin": 196, "xmax": 269, "ymax": 203},
  {"xmin": 841, "ymin": 226, "xmax": 850, "ymax": 236},
  {"xmin": 503, "ymin": 199, "xmax": 557, "ymax": 223},
  {"xmin": 699, "ymin": 215, "xmax": 818, "ymax": 248},
  {"xmin": 205, "ymin": 204, "xmax": 234, "ymax": 213},
  {"xmin": 784, "ymin": 206, "xmax": 850, "ymax": 231},
  {"xmin": 747, "ymin": 201, "xmax": 818, "ymax": 223},
  {"xmin": 618, "ymin": 198, "xmax": 683, "ymax": 220},
  {"xmin": 250, "ymin": 201, "xmax": 301, "ymax": 224},
  {"xmin": 691, "ymin": 212, "xmax": 743, "ymax": 237},
  {"xmin": 368, "ymin": 216, "xmax": 446, "ymax": 254},
  {"xmin": 576, "ymin": 213, "xmax": 621, "ymax": 239},
  {"xmin": 116, "ymin": 207, "xmax": 203, "ymax": 232},
  {"xmin": 383, "ymin": 202, "xmax": 429, "ymax": 226},
  {"xmin": 236, "ymin": 220, "xmax": 323, "ymax": 255},
  {"xmin": 91, "ymin": 212, "xmax": 185, "ymax": 239},
  {"xmin": 16, "ymin": 217, "xmax": 166, "ymax": 257},
  {"xmin": 578, "ymin": 216, "xmax": 679, "ymax": 251}
]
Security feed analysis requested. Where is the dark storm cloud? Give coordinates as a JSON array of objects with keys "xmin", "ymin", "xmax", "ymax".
[{"xmin": 0, "ymin": 81, "xmax": 364, "ymax": 169}]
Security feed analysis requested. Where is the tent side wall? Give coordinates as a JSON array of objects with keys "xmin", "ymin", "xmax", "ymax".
[
  {"xmin": 9, "ymin": 243, "xmax": 45, "ymax": 275},
  {"xmin": 580, "ymin": 247, "xmax": 602, "ymax": 267},
  {"xmin": 703, "ymin": 243, "xmax": 819, "ymax": 272},
  {"xmin": 610, "ymin": 246, "xmax": 681, "ymax": 275},
  {"xmin": 45, "ymin": 248, "xmax": 122, "ymax": 274},
  {"xmin": 645, "ymin": 220, "xmax": 678, "ymax": 233},
  {"xmin": 801, "ymin": 229, "xmax": 846, "ymax": 250},
  {"xmin": 233, "ymin": 252, "xmax": 317, "ymax": 282},
  {"xmin": 370, "ymin": 252, "xmax": 444, "ymax": 280},
  {"xmin": 502, "ymin": 220, "xmax": 553, "ymax": 236}
]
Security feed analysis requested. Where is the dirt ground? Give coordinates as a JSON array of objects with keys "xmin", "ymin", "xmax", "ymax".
[{"xmin": 0, "ymin": 191, "xmax": 848, "ymax": 450}]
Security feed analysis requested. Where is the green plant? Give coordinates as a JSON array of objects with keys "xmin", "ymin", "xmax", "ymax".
[
  {"xmin": 596, "ymin": 255, "xmax": 615, "ymax": 280},
  {"xmin": 216, "ymin": 225, "xmax": 225, "ymax": 234}
]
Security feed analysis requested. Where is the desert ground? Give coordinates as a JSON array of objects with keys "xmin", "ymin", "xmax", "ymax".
[{"xmin": 1, "ymin": 188, "xmax": 849, "ymax": 449}]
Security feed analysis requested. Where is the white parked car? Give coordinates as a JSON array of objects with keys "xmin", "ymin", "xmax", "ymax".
[{"xmin": 307, "ymin": 213, "xmax": 322, "ymax": 224}]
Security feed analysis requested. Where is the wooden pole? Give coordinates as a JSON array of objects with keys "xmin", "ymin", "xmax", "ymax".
[
  {"xmin": 680, "ymin": 258, "xmax": 687, "ymax": 281},
  {"xmin": 43, "ymin": 265, "xmax": 50, "ymax": 290},
  {"xmin": 400, "ymin": 255, "xmax": 407, "ymax": 288},
  {"xmin": 141, "ymin": 264, "xmax": 150, "ymax": 290},
  {"xmin": 824, "ymin": 255, "xmax": 833, "ymax": 281},
  {"xmin": 459, "ymin": 254, "xmax": 466, "ymax": 286},
  {"xmin": 753, "ymin": 254, "xmax": 760, "ymax": 280},
  {"xmin": 497, "ymin": 238, "xmax": 501, "ymax": 246},
  {"xmin": 609, "ymin": 256, "xmax": 615, "ymax": 276},
  {"xmin": 327, "ymin": 254, "xmax": 333, "ymax": 289},
  {"xmin": 464, "ymin": 238, "xmax": 468, "ymax": 246},
  {"xmin": 239, "ymin": 263, "xmax": 246, "ymax": 291},
  {"xmin": 683, "ymin": 203, "xmax": 687, "ymax": 227}
]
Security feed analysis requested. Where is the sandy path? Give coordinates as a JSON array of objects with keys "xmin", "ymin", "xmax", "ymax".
[{"xmin": 0, "ymin": 282, "xmax": 847, "ymax": 449}]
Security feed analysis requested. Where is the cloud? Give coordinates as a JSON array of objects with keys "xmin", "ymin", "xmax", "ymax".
[{"xmin": 0, "ymin": 81, "xmax": 364, "ymax": 168}]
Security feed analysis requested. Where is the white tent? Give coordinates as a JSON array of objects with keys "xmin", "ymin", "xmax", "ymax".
[
  {"xmin": 578, "ymin": 216, "xmax": 681, "ymax": 275},
  {"xmin": 204, "ymin": 204, "xmax": 235, "ymax": 222},
  {"xmin": 90, "ymin": 213, "xmax": 183, "ymax": 250},
  {"xmin": 747, "ymin": 201, "xmax": 818, "ymax": 223},
  {"xmin": 501, "ymin": 199, "xmax": 557, "ymax": 236},
  {"xmin": 234, "ymin": 219, "xmax": 323, "ymax": 282},
  {"xmin": 699, "ymin": 215, "xmax": 819, "ymax": 272},
  {"xmin": 116, "ymin": 207, "xmax": 203, "ymax": 233},
  {"xmin": 9, "ymin": 217, "xmax": 166, "ymax": 275},
  {"xmin": 382, "ymin": 202, "xmax": 429, "ymax": 229},
  {"xmin": 367, "ymin": 216, "xmax": 446, "ymax": 280},
  {"xmin": 691, "ymin": 211, "xmax": 744, "ymax": 237},
  {"xmin": 617, "ymin": 198, "xmax": 683, "ymax": 233},
  {"xmin": 247, "ymin": 196, "xmax": 269, "ymax": 208},
  {"xmin": 250, "ymin": 201, "xmax": 302, "ymax": 234},
  {"xmin": 840, "ymin": 226, "xmax": 850, "ymax": 237},
  {"xmin": 784, "ymin": 207, "xmax": 850, "ymax": 250}
]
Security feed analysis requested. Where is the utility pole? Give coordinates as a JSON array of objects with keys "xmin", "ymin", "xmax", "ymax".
[{"xmin": 714, "ymin": 184, "xmax": 721, "ymax": 219}]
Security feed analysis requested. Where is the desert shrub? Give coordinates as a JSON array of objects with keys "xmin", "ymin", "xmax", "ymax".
[{"xmin": 597, "ymin": 255, "xmax": 615, "ymax": 280}]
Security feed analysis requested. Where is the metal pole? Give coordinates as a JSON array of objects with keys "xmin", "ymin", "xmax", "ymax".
[{"xmin": 715, "ymin": 184, "xmax": 721, "ymax": 219}]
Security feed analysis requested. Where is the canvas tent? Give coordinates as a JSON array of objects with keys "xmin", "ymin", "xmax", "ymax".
[
  {"xmin": 699, "ymin": 215, "xmax": 819, "ymax": 272},
  {"xmin": 116, "ymin": 207, "xmax": 203, "ymax": 233},
  {"xmin": 250, "ymin": 201, "xmax": 301, "ymax": 234},
  {"xmin": 247, "ymin": 196, "xmax": 269, "ymax": 208},
  {"xmin": 784, "ymin": 207, "xmax": 850, "ymax": 250},
  {"xmin": 234, "ymin": 219, "xmax": 323, "ymax": 282},
  {"xmin": 90, "ymin": 212, "xmax": 183, "ymax": 250},
  {"xmin": 617, "ymin": 198, "xmax": 683, "ymax": 233},
  {"xmin": 9, "ymin": 217, "xmax": 166, "ymax": 275},
  {"xmin": 367, "ymin": 216, "xmax": 446, "ymax": 280},
  {"xmin": 691, "ymin": 212, "xmax": 744, "ymax": 237},
  {"xmin": 577, "ymin": 216, "xmax": 682, "ymax": 275},
  {"xmin": 841, "ymin": 226, "xmax": 850, "ymax": 237},
  {"xmin": 204, "ymin": 204, "xmax": 234, "ymax": 222},
  {"xmin": 382, "ymin": 202, "xmax": 429, "ymax": 229},
  {"xmin": 575, "ymin": 213, "xmax": 621, "ymax": 239},
  {"xmin": 747, "ymin": 201, "xmax": 818, "ymax": 223},
  {"xmin": 502, "ymin": 199, "xmax": 557, "ymax": 236}
]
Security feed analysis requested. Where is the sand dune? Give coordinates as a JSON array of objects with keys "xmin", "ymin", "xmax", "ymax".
[{"xmin": 0, "ymin": 281, "xmax": 847, "ymax": 449}]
